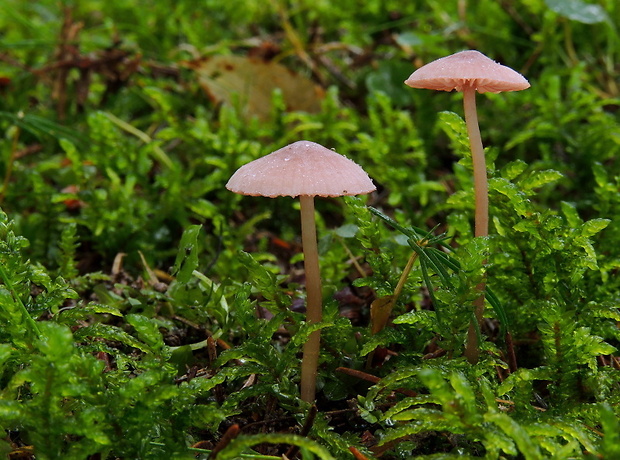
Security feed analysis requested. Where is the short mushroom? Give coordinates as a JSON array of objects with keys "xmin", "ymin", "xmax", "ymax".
[
  {"xmin": 226, "ymin": 140, "xmax": 376, "ymax": 402},
  {"xmin": 405, "ymin": 50, "xmax": 530, "ymax": 362}
]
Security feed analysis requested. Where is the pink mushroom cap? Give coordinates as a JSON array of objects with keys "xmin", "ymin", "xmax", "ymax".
[
  {"xmin": 226, "ymin": 140, "xmax": 376, "ymax": 198},
  {"xmin": 405, "ymin": 50, "xmax": 530, "ymax": 94}
]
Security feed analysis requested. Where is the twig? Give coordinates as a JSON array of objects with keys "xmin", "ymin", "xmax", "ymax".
[
  {"xmin": 208, "ymin": 424, "xmax": 240, "ymax": 459},
  {"xmin": 505, "ymin": 331, "xmax": 518, "ymax": 373},
  {"xmin": 366, "ymin": 250, "xmax": 419, "ymax": 368},
  {"xmin": 336, "ymin": 367, "xmax": 417, "ymax": 397},
  {"xmin": 271, "ymin": 1, "xmax": 326, "ymax": 86},
  {"xmin": 207, "ymin": 336, "xmax": 218, "ymax": 363},
  {"xmin": 284, "ymin": 405, "xmax": 318, "ymax": 458},
  {"xmin": 349, "ymin": 446, "xmax": 373, "ymax": 460},
  {"xmin": 339, "ymin": 236, "xmax": 367, "ymax": 278}
]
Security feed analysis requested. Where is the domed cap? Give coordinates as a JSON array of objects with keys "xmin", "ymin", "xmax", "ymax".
[
  {"xmin": 405, "ymin": 50, "xmax": 530, "ymax": 94},
  {"xmin": 226, "ymin": 140, "xmax": 376, "ymax": 198}
]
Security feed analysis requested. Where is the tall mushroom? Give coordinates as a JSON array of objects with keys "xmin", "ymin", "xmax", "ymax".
[
  {"xmin": 226, "ymin": 140, "xmax": 375, "ymax": 402},
  {"xmin": 405, "ymin": 50, "xmax": 530, "ymax": 362}
]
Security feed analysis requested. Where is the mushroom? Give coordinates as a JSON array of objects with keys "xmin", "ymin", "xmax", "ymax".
[
  {"xmin": 405, "ymin": 50, "xmax": 529, "ymax": 362},
  {"xmin": 226, "ymin": 140, "xmax": 376, "ymax": 402}
]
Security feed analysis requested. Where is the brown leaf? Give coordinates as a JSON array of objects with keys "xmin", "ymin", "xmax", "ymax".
[
  {"xmin": 186, "ymin": 55, "xmax": 324, "ymax": 120},
  {"xmin": 369, "ymin": 295, "xmax": 395, "ymax": 335}
]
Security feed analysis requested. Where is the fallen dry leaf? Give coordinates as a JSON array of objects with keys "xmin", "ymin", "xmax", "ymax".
[{"xmin": 186, "ymin": 55, "xmax": 324, "ymax": 120}]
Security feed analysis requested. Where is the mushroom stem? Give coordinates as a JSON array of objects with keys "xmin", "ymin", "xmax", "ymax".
[
  {"xmin": 462, "ymin": 86, "xmax": 488, "ymax": 239},
  {"xmin": 299, "ymin": 195, "xmax": 322, "ymax": 402},
  {"xmin": 462, "ymin": 85, "xmax": 487, "ymax": 364}
]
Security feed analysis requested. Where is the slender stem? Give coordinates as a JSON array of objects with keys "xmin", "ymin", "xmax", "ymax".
[
  {"xmin": 299, "ymin": 195, "xmax": 322, "ymax": 402},
  {"xmin": 463, "ymin": 86, "xmax": 488, "ymax": 239},
  {"xmin": 465, "ymin": 313, "xmax": 481, "ymax": 364},
  {"xmin": 463, "ymin": 86, "xmax": 487, "ymax": 364},
  {"xmin": 370, "ymin": 250, "xmax": 418, "ymax": 336},
  {"xmin": 366, "ymin": 250, "xmax": 418, "ymax": 368},
  {"xmin": 393, "ymin": 251, "xmax": 418, "ymax": 301}
]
